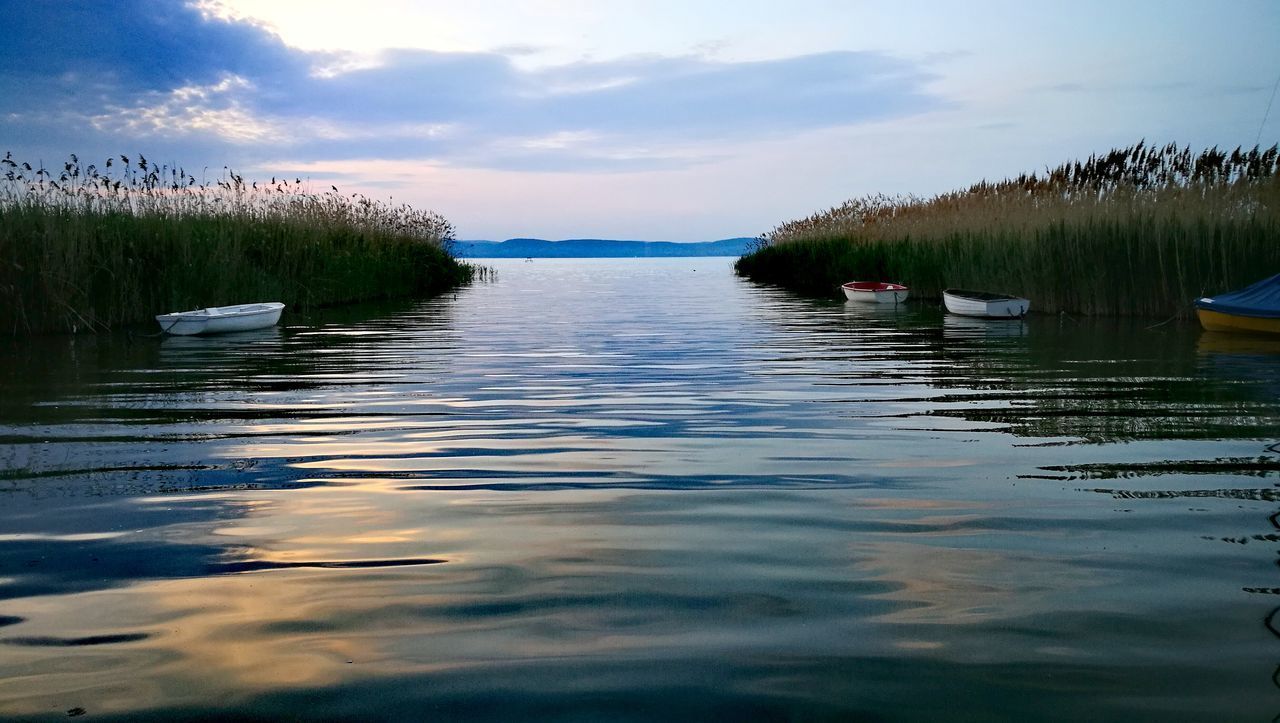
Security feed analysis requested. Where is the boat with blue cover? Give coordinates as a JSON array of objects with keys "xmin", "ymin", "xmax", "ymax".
[{"xmin": 1194, "ymin": 273, "xmax": 1280, "ymax": 335}]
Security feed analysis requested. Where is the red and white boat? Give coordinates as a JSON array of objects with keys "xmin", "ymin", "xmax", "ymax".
[{"xmin": 841, "ymin": 281, "xmax": 909, "ymax": 304}]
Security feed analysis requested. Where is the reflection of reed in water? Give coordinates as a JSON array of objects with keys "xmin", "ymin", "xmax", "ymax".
[
  {"xmin": 1079, "ymin": 440, "xmax": 1280, "ymax": 714},
  {"xmin": 1267, "ymin": 604, "xmax": 1280, "ymax": 700},
  {"xmin": 1261, "ymin": 470, "xmax": 1280, "ymax": 711},
  {"xmin": 923, "ymin": 317, "xmax": 1280, "ymax": 443},
  {"xmin": 1035, "ymin": 459, "xmax": 1280, "ymax": 482}
]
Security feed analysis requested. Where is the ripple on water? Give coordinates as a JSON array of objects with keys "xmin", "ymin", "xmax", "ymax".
[{"xmin": 0, "ymin": 258, "xmax": 1277, "ymax": 720}]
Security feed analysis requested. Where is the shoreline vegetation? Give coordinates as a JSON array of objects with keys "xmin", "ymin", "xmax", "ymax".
[
  {"xmin": 736, "ymin": 142, "xmax": 1280, "ymax": 317},
  {"xmin": 1, "ymin": 153, "xmax": 473, "ymax": 335}
]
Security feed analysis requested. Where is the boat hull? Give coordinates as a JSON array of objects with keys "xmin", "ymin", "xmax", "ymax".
[
  {"xmin": 943, "ymin": 290, "xmax": 1030, "ymax": 318},
  {"xmin": 156, "ymin": 303, "xmax": 285, "ymax": 335},
  {"xmin": 841, "ymin": 282, "xmax": 909, "ymax": 304},
  {"xmin": 1196, "ymin": 308, "xmax": 1280, "ymax": 336}
]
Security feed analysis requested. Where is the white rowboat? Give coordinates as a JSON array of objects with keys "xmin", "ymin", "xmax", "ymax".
[
  {"xmin": 943, "ymin": 289, "xmax": 1029, "ymax": 318},
  {"xmin": 155, "ymin": 302, "xmax": 285, "ymax": 335},
  {"xmin": 842, "ymin": 281, "xmax": 909, "ymax": 304}
]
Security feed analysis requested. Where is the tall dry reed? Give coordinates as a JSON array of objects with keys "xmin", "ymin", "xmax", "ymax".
[
  {"xmin": 737, "ymin": 142, "xmax": 1280, "ymax": 315},
  {"xmin": 1, "ymin": 153, "xmax": 472, "ymax": 334}
]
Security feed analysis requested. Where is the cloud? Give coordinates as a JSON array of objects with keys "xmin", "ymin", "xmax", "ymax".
[
  {"xmin": 0, "ymin": 0, "xmax": 306, "ymax": 100},
  {"xmin": 87, "ymin": 75, "xmax": 295, "ymax": 145},
  {"xmin": 0, "ymin": 1, "xmax": 945, "ymax": 172}
]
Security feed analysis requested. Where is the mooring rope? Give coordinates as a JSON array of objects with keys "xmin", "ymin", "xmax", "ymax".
[
  {"xmin": 127, "ymin": 316, "xmax": 181, "ymax": 340},
  {"xmin": 1257, "ymin": 70, "xmax": 1280, "ymax": 148},
  {"xmin": 1144, "ymin": 313, "xmax": 1182, "ymax": 330}
]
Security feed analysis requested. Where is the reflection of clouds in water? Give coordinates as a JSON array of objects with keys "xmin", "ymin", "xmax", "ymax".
[
  {"xmin": 858, "ymin": 540, "xmax": 1100, "ymax": 626},
  {"xmin": 0, "ymin": 494, "xmax": 261, "ymax": 600},
  {"xmin": 0, "ymin": 574, "xmax": 378, "ymax": 716},
  {"xmin": 0, "ymin": 489, "xmax": 454, "ymax": 715}
]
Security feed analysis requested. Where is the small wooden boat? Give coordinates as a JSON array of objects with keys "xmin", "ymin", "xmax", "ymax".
[
  {"xmin": 943, "ymin": 289, "xmax": 1030, "ymax": 318},
  {"xmin": 155, "ymin": 302, "xmax": 285, "ymax": 336},
  {"xmin": 841, "ymin": 281, "xmax": 909, "ymax": 304},
  {"xmin": 1195, "ymin": 273, "xmax": 1280, "ymax": 335}
]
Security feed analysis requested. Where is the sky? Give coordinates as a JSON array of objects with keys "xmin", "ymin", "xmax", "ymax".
[{"xmin": 2, "ymin": 0, "xmax": 1278, "ymax": 240}]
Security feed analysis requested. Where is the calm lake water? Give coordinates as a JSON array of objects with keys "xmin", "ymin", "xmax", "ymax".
[{"xmin": 2, "ymin": 257, "xmax": 1279, "ymax": 721}]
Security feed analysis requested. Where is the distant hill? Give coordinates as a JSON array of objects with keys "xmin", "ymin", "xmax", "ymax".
[{"xmin": 454, "ymin": 237, "xmax": 758, "ymax": 258}]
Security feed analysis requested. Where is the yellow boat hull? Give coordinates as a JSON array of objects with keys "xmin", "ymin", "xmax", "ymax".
[{"xmin": 1196, "ymin": 308, "xmax": 1280, "ymax": 335}]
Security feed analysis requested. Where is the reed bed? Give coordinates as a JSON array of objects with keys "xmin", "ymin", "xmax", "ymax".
[
  {"xmin": 1, "ymin": 153, "xmax": 473, "ymax": 334},
  {"xmin": 736, "ymin": 142, "xmax": 1280, "ymax": 316}
]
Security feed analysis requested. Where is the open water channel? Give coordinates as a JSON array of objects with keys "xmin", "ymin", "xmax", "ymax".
[{"xmin": 1, "ymin": 257, "xmax": 1279, "ymax": 720}]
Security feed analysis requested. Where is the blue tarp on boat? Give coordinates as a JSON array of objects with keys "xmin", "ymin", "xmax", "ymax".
[{"xmin": 1195, "ymin": 273, "xmax": 1280, "ymax": 318}]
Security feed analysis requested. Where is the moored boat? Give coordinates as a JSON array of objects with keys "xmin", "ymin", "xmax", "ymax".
[
  {"xmin": 841, "ymin": 281, "xmax": 909, "ymax": 304},
  {"xmin": 943, "ymin": 288, "xmax": 1030, "ymax": 318},
  {"xmin": 1194, "ymin": 273, "xmax": 1280, "ymax": 335},
  {"xmin": 155, "ymin": 302, "xmax": 285, "ymax": 336}
]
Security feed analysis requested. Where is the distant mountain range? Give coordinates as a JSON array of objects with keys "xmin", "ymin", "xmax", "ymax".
[{"xmin": 453, "ymin": 237, "xmax": 758, "ymax": 258}]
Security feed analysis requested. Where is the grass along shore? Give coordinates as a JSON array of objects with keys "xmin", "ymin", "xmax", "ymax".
[
  {"xmin": 736, "ymin": 142, "xmax": 1280, "ymax": 316},
  {"xmin": 1, "ymin": 153, "xmax": 473, "ymax": 335}
]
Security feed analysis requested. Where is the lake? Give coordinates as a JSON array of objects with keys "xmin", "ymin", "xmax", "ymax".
[{"xmin": 2, "ymin": 257, "xmax": 1278, "ymax": 721}]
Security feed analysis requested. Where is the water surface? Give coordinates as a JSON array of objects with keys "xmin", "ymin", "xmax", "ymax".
[{"xmin": 1, "ymin": 258, "xmax": 1278, "ymax": 720}]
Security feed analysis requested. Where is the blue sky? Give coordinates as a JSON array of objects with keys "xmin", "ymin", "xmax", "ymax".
[{"xmin": 2, "ymin": 0, "xmax": 1278, "ymax": 240}]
